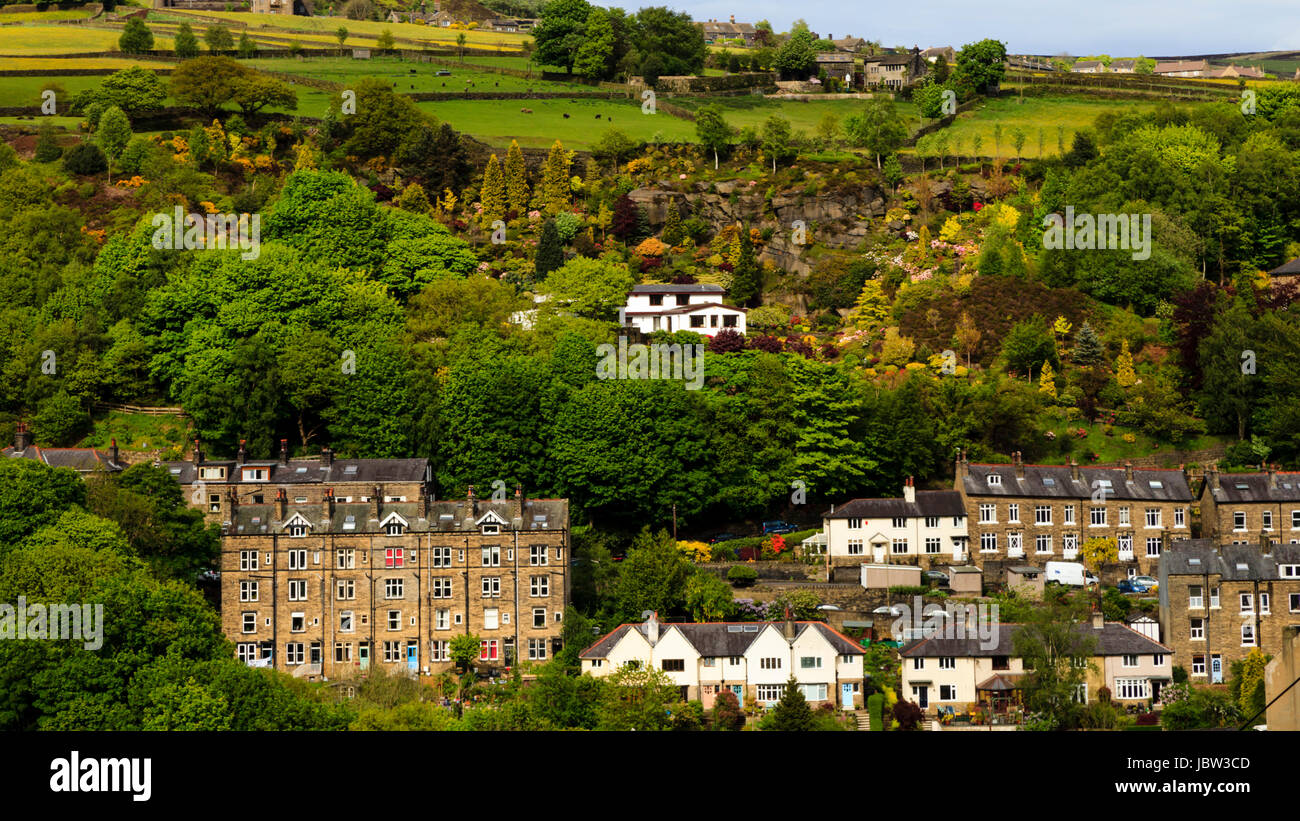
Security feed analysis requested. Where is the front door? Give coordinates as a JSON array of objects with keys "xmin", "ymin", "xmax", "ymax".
[
  {"xmin": 912, "ymin": 685, "xmax": 929, "ymax": 709},
  {"xmin": 730, "ymin": 684, "xmax": 744, "ymax": 703},
  {"xmin": 358, "ymin": 643, "xmax": 370, "ymax": 671},
  {"xmin": 1211, "ymin": 655, "xmax": 1223, "ymax": 684},
  {"xmin": 841, "ymin": 683, "xmax": 854, "ymax": 709},
  {"xmin": 701, "ymin": 685, "xmax": 717, "ymax": 710},
  {"xmin": 406, "ymin": 643, "xmax": 418, "ymax": 673}
]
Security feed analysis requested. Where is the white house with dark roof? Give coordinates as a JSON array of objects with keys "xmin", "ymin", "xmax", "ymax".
[
  {"xmin": 580, "ymin": 612, "xmax": 866, "ymax": 709},
  {"xmin": 621, "ymin": 283, "xmax": 746, "ymax": 337},
  {"xmin": 822, "ymin": 478, "xmax": 969, "ymax": 577}
]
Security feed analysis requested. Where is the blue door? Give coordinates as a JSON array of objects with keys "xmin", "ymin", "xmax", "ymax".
[
  {"xmin": 730, "ymin": 685, "xmax": 744, "ymax": 702},
  {"xmin": 1211, "ymin": 655, "xmax": 1223, "ymax": 684},
  {"xmin": 407, "ymin": 643, "xmax": 419, "ymax": 673},
  {"xmin": 841, "ymin": 683, "xmax": 854, "ymax": 709}
]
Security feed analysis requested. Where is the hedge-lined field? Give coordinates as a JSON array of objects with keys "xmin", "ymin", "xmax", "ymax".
[
  {"xmin": 169, "ymin": 10, "xmax": 530, "ymax": 52},
  {"xmin": 244, "ymin": 56, "xmax": 594, "ymax": 94},
  {"xmin": 0, "ymin": 24, "xmax": 173, "ymax": 54}
]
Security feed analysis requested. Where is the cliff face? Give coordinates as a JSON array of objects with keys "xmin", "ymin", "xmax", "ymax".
[{"xmin": 626, "ymin": 180, "xmax": 888, "ymax": 274}]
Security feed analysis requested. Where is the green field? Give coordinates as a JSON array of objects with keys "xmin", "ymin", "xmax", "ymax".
[
  {"xmin": 246, "ymin": 56, "xmax": 594, "ymax": 93},
  {"xmin": 0, "ymin": 75, "xmax": 108, "ymax": 108},
  {"xmin": 676, "ymin": 95, "xmax": 919, "ymax": 135},
  {"xmin": 0, "ymin": 24, "xmax": 174, "ymax": 55},
  {"xmin": 416, "ymin": 97, "xmax": 697, "ymax": 148},
  {"xmin": 170, "ymin": 10, "xmax": 530, "ymax": 52}
]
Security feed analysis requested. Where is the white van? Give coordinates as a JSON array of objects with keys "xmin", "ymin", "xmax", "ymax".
[{"xmin": 1044, "ymin": 561, "xmax": 1098, "ymax": 587}]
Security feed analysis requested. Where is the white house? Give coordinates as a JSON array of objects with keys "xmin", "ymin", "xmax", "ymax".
[
  {"xmin": 621, "ymin": 284, "xmax": 746, "ymax": 338},
  {"xmin": 579, "ymin": 612, "xmax": 866, "ymax": 709},
  {"xmin": 823, "ymin": 478, "xmax": 969, "ymax": 577}
]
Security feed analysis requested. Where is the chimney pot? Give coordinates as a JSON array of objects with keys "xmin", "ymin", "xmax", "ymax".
[
  {"xmin": 279, "ymin": 438, "xmax": 289, "ymax": 466},
  {"xmin": 237, "ymin": 439, "xmax": 247, "ymax": 465},
  {"xmin": 321, "ymin": 445, "xmax": 333, "ymax": 467},
  {"xmin": 1091, "ymin": 609, "xmax": 1104, "ymax": 630},
  {"xmin": 108, "ymin": 438, "xmax": 119, "ymax": 465},
  {"xmin": 192, "ymin": 438, "xmax": 203, "ymax": 465}
]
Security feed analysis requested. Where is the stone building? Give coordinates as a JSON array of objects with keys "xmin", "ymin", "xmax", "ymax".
[
  {"xmin": 1198, "ymin": 464, "xmax": 1300, "ymax": 546},
  {"xmin": 1158, "ymin": 539, "xmax": 1300, "ymax": 684},
  {"xmin": 4, "ymin": 422, "xmax": 126, "ymax": 475},
  {"xmin": 163, "ymin": 441, "xmax": 568, "ymax": 679},
  {"xmin": 955, "ymin": 451, "xmax": 1195, "ymax": 578}
]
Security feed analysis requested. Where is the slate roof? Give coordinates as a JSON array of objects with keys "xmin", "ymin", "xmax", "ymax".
[
  {"xmin": 962, "ymin": 463, "xmax": 1193, "ymax": 502},
  {"xmin": 160, "ymin": 457, "xmax": 430, "ymax": 485},
  {"xmin": 630, "ymin": 284, "xmax": 726, "ymax": 294},
  {"xmin": 815, "ymin": 53, "xmax": 855, "ymax": 63},
  {"xmin": 899, "ymin": 622, "xmax": 1170, "ymax": 657},
  {"xmin": 825, "ymin": 490, "xmax": 966, "ymax": 520},
  {"xmin": 580, "ymin": 621, "xmax": 864, "ymax": 659},
  {"xmin": 1110, "ymin": 59, "xmax": 1137, "ymax": 70},
  {"xmin": 1072, "ymin": 60, "xmax": 1104, "ymax": 70},
  {"xmin": 1208, "ymin": 471, "xmax": 1300, "ymax": 503},
  {"xmin": 1153, "ymin": 59, "xmax": 1208, "ymax": 74},
  {"xmin": 3, "ymin": 445, "xmax": 125, "ymax": 473},
  {"xmin": 224, "ymin": 497, "xmax": 567, "ymax": 534},
  {"xmin": 1269, "ymin": 258, "xmax": 1300, "ymax": 277},
  {"xmin": 1159, "ymin": 539, "xmax": 1300, "ymax": 580}
]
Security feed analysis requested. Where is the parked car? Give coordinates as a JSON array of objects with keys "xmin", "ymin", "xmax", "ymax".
[
  {"xmin": 1115, "ymin": 579, "xmax": 1145, "ymax": 594},
  {"xmin": 816, "ymin": 604, "xmax": 842, "ymax": 612},
  {"xmin": 872, "ymin": 605, "xmax": 904, "ymax": 617},
  {"xmin": 708, "ymin": 532, "xmax": 740, "ymax": 544},
  {"xmin": 762, "ymin": 520, "xmax": 798, "ymax": 535},
  {"xmin": 923, "ymin": 570, "xmax": 950, "ymax": 586},
  {"xmin": 1132, "ymin": 575, "xmax": 1159, "ymax": 592}
]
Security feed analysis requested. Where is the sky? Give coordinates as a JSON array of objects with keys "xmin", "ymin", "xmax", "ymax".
[{"xmin": 620, "ymin": 0, "xmax": 1300, "ymax": 57}]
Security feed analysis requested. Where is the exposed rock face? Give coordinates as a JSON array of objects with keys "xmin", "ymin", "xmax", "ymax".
[{"xmin": 625, "ymin": 181, "xmax": 887, "ymax": 274}]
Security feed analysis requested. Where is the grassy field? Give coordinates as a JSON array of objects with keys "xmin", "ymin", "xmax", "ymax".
[
  {"xmin": 169, "ymin": 10, "xmax": 530, "ymax": 52},
  {"xmin": 80, "ymin": 410, "xmax": 192, "ymax": 457},
  {"xmin": 0, "ymin": 9, "xmax": 97, "ymax": 22},
  {"xmin": 0, "ymin": 24, "xmax": 173, "ymax": 55},
  {"xmin": 675, "ymin": 95, "xmax": 919, "ymax": 135},
  {"xmin": 0, "ymin": 75, "xmax": 109, "ymax": 107},
  {"xmin": 415, "ymin": 97, "xmax": 697, "ymax": 148},
  {"xmin": 246, "ymin": 56, "xmax": 593, "ymax": 93},
  {"xmin": 0, "ymin": 56, "xmax": 166, "ymax": 70}
]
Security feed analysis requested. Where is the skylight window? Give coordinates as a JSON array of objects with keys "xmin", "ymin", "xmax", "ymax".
[
  {"xmin": 1097, "ymin": 479, "xmax": 1113, "ymax": 488},
  {"xmin": 343, "ymin": 514, "xmax": 356, "ymax": 531},
  {"xmin": 295, "ymin": 467, "xmax": 308, "ymax": 473},
  {"xmin": 1236, "ymin": 563, "xmax": 1249, "ymax": 571},
  {"xmin": 1236, "ymin": 483, "xmax": 1249, "ymax": 489},
  {"xmin": 1149, "ymin": 480, "xmax": 1163, "ymax": 489},
  {"xmin": 1042, "ymin": 478, "xmax": 1055, "ymax": 487},
  {"xmin": 169, "ymin": 468, "xmax": 182, "ymax": 475},
  {"xmin": 1188, "ymin": 558, "xmax": 1201, "ymax": 565},
  {"xmin": 344, "ymin": 465, "xmax": 358, "ymax": 474}
]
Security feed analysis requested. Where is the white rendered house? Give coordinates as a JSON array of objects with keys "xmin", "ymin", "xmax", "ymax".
[
  {"xmin": 621, "ymin": 284, "xmax": 747, "ymax": 338},
  {"xmin": 823, "ymin": 478, "xmax": 970, "ymax": 572}
]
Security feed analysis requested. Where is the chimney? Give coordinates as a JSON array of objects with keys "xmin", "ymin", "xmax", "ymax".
[
  {"xmin": 108, "ymin": 438, "xmax": 119, "ymax": 466},
  {"xmin": 729, "ymin": 13, "xmax": 734, "ymax": 23},
  {"xmin": 1013, "ymin": 451, "xmax": 1024, "ymax": 480},
  {"xmin": 467, "ymin": 485, "xmax": 478, "ymax": 517},
  {"xmin": 1091, "ymin": 608, "xmax": 1104, "ymax": 630},
  {"xmin": 1070, "ymin": 459, "xmax": 1080, "ymax": 482},
  {"xmin": 1124, "ymin": 461, "xmax": 1133, "ymax": 482},
  {"xmin": 276, "ymin": 488, "xmax": 287, "ymax": 521},
  {"xmin": 279, "ymin": 438, "xmax": 289, "ymax": 467},
  {"xmin": 646, "ymin": 611, "xmax": 659, "ymax": 647},
  {"xmin": 783, "ymin": 605, "xmax": 796, "ymax": 641},
  {"xmin": 227, "ymin": 487, "xmax": 239, "ymax": 518},
  {"xmin": 420, "ymin": 491, "xmax": 430, "ymax": 519},
  {"xmin": 13, "ymin": 421, "xmax": 32, "ymax": 452},
  {"xmin": 192, "ymin": 438, "xmax": 203, "ymax": 465},
  {"xmin": 1268, "ymin": 463, "xmax": 1278, "ymax": 488},
  {"xmin": 373, "ymin": 485, "xmax": 382, "ymax": 519},
  {"xmin": 954, "ymin": 448, "xmax": 968, "ymax": 478},
  {"xmin": 321, "ymin": 445, "xmax": 333, "ymax": 467},
  {"xmin": 325, "ymin": 487, "xmax": 335, "ymax": 520},
  {"xmin": 903, "ymin": 476, "xmax": 916, "ymax": 504},
  {"xmin": 237, "ymin": 439, "xmax": 247, "ymax": 465}
]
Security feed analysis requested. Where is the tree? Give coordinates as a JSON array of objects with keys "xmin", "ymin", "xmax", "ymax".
[
  {"xmin": 0, "ymin": 460, "xmax": 86, "ymax": 557},
  {"xmin": 882, "ymin": 153, "xmax": 904, "ymax": 193},
  {"xmin": 449, "ymin": 633, "xmax": 481, "ymax": 673},
  {"xmin": 539, "ymin": 255, "xmax": 634, "ymax": 320},
  {"xmin": 96, "ymin": 105, "xmax": 131, "ymax": 183},
  {"xmin": 1080, "ymin": 536, "xmax": 1118, "ymax": 576},
  {"xmin": 533, "ymin": 0, "xmax": 592, "ymax": 74},
  {"xmin": 845, "ymin": 98, "xmax": 908, "ymax": 169},
  {"xmin": 204, "ymin": 24, "xmax": 234, "ymax": 53},
  {"xmin": 169, "ymin": 56, "xmax": 249, "ymax": 120},
  {"xmin": 1038, "ymin": 360, "xmax": 1057, "ymax": 398},
  {"xmin": 953, "ymin": 38, "xmax": 1006, "ymax": 94},
  {"xmin": 1011, "ymin": 127, "xmax": 1026, "ymax": 160},
  {"xmin": 534, "ymin": 218, "xmax": 564, "ymax": 279},
  {"xmin": 237, "ymin": 32, "xmax": 256, "ymax": 58},
  {"xmin": 711, "ymin": 687, "xmax": 744, "ymax": 730},
  {"xmin": 396, "ymin": 123, "xmax": 472, "ymax": 194},
  {"xmin": 1012, "ymin": 599, "xmax": 1098, "ymax": 730},
  {"xmin": 596, "ymin": 663, "xmax": 679, "ymax": 731},
  {"xmin": 683, "ymin": 569, "xmax": 735, "ymax": 621},
  {"xmin": 954, "ymin": 310, "xmax": 981, "ymax": 368},
  {"xmin": 695, "ymin": 104, "xmax": 734, "ymax": 170},
  {"xmin": 456, "ymin": 32, "xmax": 467, "ymax": 59},
  {"xmin": 504, "ymin": 140, "xmax": 529, "ymax": 214},
  {"xmin": 231, "ymin": 73, "xmax": 297, "ymax": 116},
  {"xmin": 118, "ymin": 18, "xmax": 154, "ymax": 54},
  {"xmin": 34, "ymin": 124, "xmax": 62, "ymax": 162},
  {"xmin": 573, "ymin": 6, "xmax": 614, "ymax": 80},
  {"xmin": 1072, "ymin": 321, "xmax": 1104, "ymax": 367},
  {"xmin": 760, "ymin": 114, "xmax": 793, "ymax": 173},
  {"xmin": 62, "ymin": 141, "xmax": 107, "ymax": 175},
  {"xmin": 174, "ymin": 22, "xmax": 200, "ymax": 59},
  {"xmin": 536, "ymin": 140, "xmax": 571, "ymax": 214},
  {"xmin": 480, "ymin": 154, "xmax": 506, "ymax": 223},
  {"xmin": 1001, "ymin": 315, "xmax": 1057, "ymax": 380},
  {"xmin": 766, "ymin": 676, "xmax": 813, "ymax": 730},
  {"xmin": 774, "ymin": 28, "xmax": 816, "ymax": 79},
  {"xmin": 376, "ymin": 29, "xmax": 396, "ymax": 50},
  {"xmin": 849, "ymin": 278, "xmax": 890, "ymax": 334},
  {"xmin": 730, "ymin": 225, "xmax": 761, "ymax": 306},
  {"xmin": 590, "ymin": 128, "xmax": 636, "ymax": 172},
  {"xmin": 335, "ymin": 26, "xmax": 348, "ymax": 47},
  {"xmin": 1115, "ymin": 339, "xmax": 1137, "ymax": 388}
]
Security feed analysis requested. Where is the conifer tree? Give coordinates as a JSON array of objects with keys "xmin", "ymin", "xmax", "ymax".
[
  {"xmin": 662, "ymin": 202, "xmax": 683, "ymax": 246},
  {"xmin": 504, "ymin": 139, "xmax": 529, "ymax": 215},
  {"xmin": 1073, "ymin": 321, "xmax": 1104, "ymax": 367},
  {"xmin": 1115, "ymin": 339, "xmax": 1137, "ymax": 387},
  {"xmin": 535, "ymin": 219, "xmax": 564, "ymax": 280},
  {"xmin": 536, "ymin": 140, "xmax": 570, "ymax": 215},
  {"xmin": 480, "ymin": 154, "xmax": 506, "ymax": 223},
  {"xmin": 1039, "ymin": 360, "xmax": 1058, "ymax": 398},
  {"xmin": 849, "ymin": 279, "xmax": 890, "ymax": 333},
  {"xmin": 768, "ymin": 677, "xmax": 813, "ymax": 731},
  {"xmin": 730, "ymin": 225, "xmax": 761, "ymax": 306}
]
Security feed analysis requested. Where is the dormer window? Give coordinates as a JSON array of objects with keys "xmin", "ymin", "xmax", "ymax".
[
  {"xmin": 482, "ymin": 524, "xmax": 500, "ymax": 535},
  {"xmin": 386, "ymin": 522, "xmax": 405, "ymax": 536},
  {"xmin": 289, "ymin": 524, "xmax": 308, "ymax": 538},
  {"xmin": 199, "ymin": 466, "xmax": 227, "ymax": 480},
  {"xmin": 242, "ymin": 467, "xmax": 268, "ymax": 482},
  {"xmin": 987, "ymin": 474, "xmax": 1001, "ymax": 486}
]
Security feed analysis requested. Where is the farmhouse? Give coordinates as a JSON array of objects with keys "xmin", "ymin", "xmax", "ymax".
[
  {"xmin": 620, "ymin": 283, "xmax": 746, "ymax": 338},
  {"xmin": 696, "ymin": 16, "xmax": 758, "ymax": 46},
  {"xmin": 1153, "ymin": 59, "xmax": 1209, "ymax": 77}
]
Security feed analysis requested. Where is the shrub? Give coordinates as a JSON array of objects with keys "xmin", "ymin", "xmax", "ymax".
[
  {"xmin": 727, "ymin": 565, "xmax": 758, "ymax": 587},
  {"xmin": 63, "ymin": 141, "xmax": 107, "ymax": 175},
  {"xmin": 707, "ymin": 328, "xmax": 746, "ymax": 354},
  {"xmin": 867, "ymin": 693, "xmax": 884, "ymax": 731},
  {"xmin": 34, "ymin": 126, "xmax": 62, "ymax": 162}
]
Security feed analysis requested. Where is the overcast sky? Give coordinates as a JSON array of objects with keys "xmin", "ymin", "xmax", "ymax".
[{"xmin": 629, "ymin": 0, "xmax": 1300, "ymax": 57}]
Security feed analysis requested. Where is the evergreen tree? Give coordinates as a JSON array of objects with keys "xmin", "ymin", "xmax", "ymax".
[
  {"xmin": 1073, "ymin": 321, "xmax": 1104, "ymax": 366},
  {"xmin": 535, "ymin": 219, "xmax": 564, "ymax": 279},
  {"xmin": 537, "ymin": 140, "xmax": 570, "ymax": 215},
  {"xmin": 174, "ymin": 23, "xmax": 200, "ymax": 59},
  {"xmin": 730, "ymin": 226, "xmax": 760, "ymax": 306},
  {"xmin": 661, "ymin": 202, "xmax": 683, "ymax": 246},
  {"xmin": 34, "ymin": 124, "xmax": 62, "ymax": 162},
  {"xmin": 238, "ymin": 32, "xmax": 257, "ymax": 58},
  {"xmin": 1039, "ymin": 360, "xmax": 1058, "ymax": 398},
  {"xmin": 849, "ymin": 278, "xmax": 890, "ymax": 333},
  {"xmin": 118, "ymin": 18, "xmax": 154, "ymax": 54},
  {"xmin": 1115, "ymin": 339, "xmax": 1137, "ymax": 387},
  {"xmin": 767, "ymin": 676, "xmax": 813, "ymax": 731},
  {"xmin": 504, "ymin": 139, "xmax": 529, "ymax": 215},
  {"xmin": 480, "ymin": 153, "xmax": 506, "ymax": 223}
]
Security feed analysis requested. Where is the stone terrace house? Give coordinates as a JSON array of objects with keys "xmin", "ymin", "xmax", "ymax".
[
  {"xmin": 3, "ymin": 422, "xmax": 126, "ymax": 475},
  {"xmin": 823, "ymin": 478, "xmax": 968, "ymax": 580},
  {"xmin": 1153, "ymin": 59, "xmax": 1209, "ymax": 77},
  {"xmin": 580, "ymin": 612, "xmax": 866, "ymax": 709},
  {"xmin": 696, "ymin": 17, "xmax": 758, "ymax": 45},
  {"xmin": 1158, "ymin": 539, "xmax": 1300, "ymax": 684},
  {"xmin": 899, "ymin": 613, "xmax": 1172, "ymax": 714},
  {"xmin": 955, "ymin": 451, "xmax": 1194, "ymax": 578},
  {"xmin": 1198, "ymin": 465, "xmax": 1300, "ymax": 546},
  {"xmin": 862, "ymin": 47, "xmax": 927, "ymax": 89},
  {"xmin": 620, "ymin": 283, "xmax": 746, "ymax": 338},
  {"xmin": 163, "ymin": 441, "xmax": 568, "ymax": 679}
]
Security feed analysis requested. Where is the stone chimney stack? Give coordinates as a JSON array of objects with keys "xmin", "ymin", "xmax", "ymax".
[
  {"xmin": 783, "ymin": 605, "xmax": 796, "ymax": 641},
  {"xmin": 954, "ymin": 448, "xmax": 968, "ymax": 478},
  {"xmin": 108, "ymin": 438, "xmax": 119, "ymax": 465},
  {"xmin": 646, "ymin": 611, "xmax": 659, "ymax": 647},
  {"xmin": 1070, "ymin": 459, "xmax": 1080, "ymax": 482},
  {"xmin": 321, "ymin": 445, "xmax": 333, "ymax": 467},
  {"xmin": 276, "ymin": 488, "xmax": 287, "ymax": 521},
  {"xmin": 467, "ymin": 485, "xmax": 477, "ymax": 517},
  {"xmin": 1124, "ymin": 461, "xmax": 1133, "ymax": 482},
  {"xmin": 192, "ymin": 438, "xmax": 203, "ymax": 465},
  {"xmin": 227, "ymin": 487, "xmax": 239, "ymax": 518},
  {"xmin": 1268, "ymin": 463, "xmax": 1278, "ymax": 488},
  {"xmin": 903, "ymin": 476, "xmax": 916, "ymax": 504},
  {"xmin": 1091, "ymin": 609, "xmax": 1104, "ymax": 630},
  {"xmin": 420, "ymin": 490, "xmax": 430, "ymax": 520},
  {"xmin": 13, "ymin": 421, "xmax": 32, "ymax": 452},
  {"xmin": 729, "ymin": 13, "xmax": 734, "ymax": 23},
  {"xmin": 1013, "ymin": 451, "xmax": 1024, "ymax": 479},
  {"xmin": 324, "ymin": 487, "xmax": 335, "ymax": 521},
  {"xmin": 279, "ymin": 438, "xmax": 289, "ymax": 467},
  {"xmin": 237, "ymin": 439, "xmax": 247, "ymax": 465},
  {"xmin": 373, "ymin": 485, "xmax": 382, "ymax": 519}
]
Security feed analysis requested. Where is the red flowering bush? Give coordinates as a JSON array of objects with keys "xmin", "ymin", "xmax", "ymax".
[
  {"xmin": 707, "ymin": 329, "xmax": 746, "ymax": 354},
  {"xmin": 748, "ymin": 334, "xmax": 783, "ymax": 353}
]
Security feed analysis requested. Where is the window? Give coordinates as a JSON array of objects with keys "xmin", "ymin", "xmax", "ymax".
[
  {"xmin": 288, "ymin": 549, "xmax": 306, "ymax": 570},
  {"xmin": 1115, "ymin": 678, "xmax": 1150, "ymax": 700},
  {"xmin": 481, "ymin": 545, "xmax": 500, "ymax": 567},
  {"xmin": 757, "ymin": 685, "xmax": 783, "ymax": 703},
  {"xmin": 1188, "ymin": 585, "xmax": 1203, "ymax": 609},
  {"xmin": 530, "ymin": 576, "xmax": 549, "ymax": 597},
  {"xmin": 528, "ymin": 638, "xmax": 547, "ymax": 660},
  {"xmin": 662, "ymin": 659, "xmax": 685, "ymax": 672},
  {"xmin": 938, "ymin": 656, "xmax": 955, "ymax": 669},
  {"xmin": 1073, "ymin": 684, "xmax": 1088, "ymax": 704},
  {"xmin": 1007, "ymin": 532, "xmax": 1022, "ymax": 554},
  {"xmin": 886, "ymin": 517, "xmax": 904, "ymax": 529},
  {"xmin": 289, "ymin": 523, "xmax": 308, "ymax": 538},
  {"xmin": 1121, "ymin": 654, "xmax": 1138, "ymax": 667},
  {"xmin": 847, "ymin": 518, "xmax": 863, "ymax": 529},
  {"xmin": 847, "ymin": 539, "xmax": 864, "ymax": 555},
  {"xmin": 431, "ymin": 578, "xmax": 452, "ymax": 598},
  {"xmin": 481, "ymin": 523, "xmax": 500, "ymax": 535},
  {"xmin": 722, "ymin": 315, "xmax": 737, "ymax": 328},
  {"xmin": 925, "ymin": 516, "xmax": 939, "ymax": 528},
  {"xmin": 980, "ymin": 533, "xmax": 997, "ymax": 552},
  {"xmin": 208, "ymin": 494, "xmax": 221, "ymax": 513},
  {"xmin": 1035, "ymin": 533, "xmax": 1053, "ymax": 554},
  {"xmin": 199, "ymin": 466, "xmax": 226, "ymax": 481},
  {"xmin": 1063, "ymin": 533, "xmax": 1078, "ymax": 554},
  {"xmin": 288, "ymin": 580, "xmax": 306, "ymax": 602},
  {"xmin": 760, "ymin": 657, "xmax": 782, "ymax": 670},
  {"xmin": 925, "ymin": 537, "xmax": 941, "ymax": 554},
  {"xmin": 1063, "ymin": 505, "xmax": 1076, "ymax": 525},
  {"xmin": 1263, "ymin": 511, "xmax": 1274, "ymax": 531},
  {"xmin": 529, "ymin": 545, "xmax": 548, "ymax": 566},
  {"xmin": 1035, "ymin": 505, "xmax": 1052, "ymax": 525},
  {"xmin": 1234, "ymin": 512, "xmax": 1246, "ymax": 531},
  {"xmin": 728, "ymin": 656, "xmax": 743, "ymax": 666},
  {"xmin": 1292, "ymin": 594, "xmax": 1300, "ymax": 613},
  {"xmin": 479, "ymin": 640, "xmax": 499, "ymax": 661},
  {"xmin": 240, "ymin": 580, "xmax": 258, "ymax": 602},
  {"xmin": 429, "ymin": 547, "xmax": 452, "ymax": 568},
  {"xmin": 912, "ymin": 658, "xmax": 925, "ymax": 670},
  {"xmin": 1282, "ymin": 565, "xmax": 1300, "ymax": 579},
  {"xmin": 1192, "ymin": 655, "xmax": 1206, "ymax": 676},
  {"xmin": 992, "ymin": 656, "xmax": 1010, "ymax": 671},
  {"xmin": 335, "ymin": 548, "xmax": 354, "ymax": 569},
  {"xmin": 1119, "ymin": 506, "xmax": 1130, "ymax": 526},
  {"xmin": 385, "ymin": 521, "xmax": 405, "ymax": 536},
  {"xmin": 1190, "ymin": 618, "xmax": 1204, "ymax": 640},
  {"xmin": 384, "ymin": 547, "xmax": 404, "ymax": 568},
  {"xmin": 1146, "ymin": 537, "xmax": 1161, "ymax": 558},
  {"xmin": 484, "ymin": 609, "xmax": 499, "ymax": 630},
  {"xmin": 1090, "ymin": 507, "xmax": 1107, "ymax": 526},
  {"xmin": 987, "ymin": 474, "xmax": 1002, "ymax": 486},
  {"xmin": 387, "ymin": 610, "xmax": 401, "ymax": 631},
  {"xmin": 1210, "ymin": 587, "xmax": 1220, "ymax": 608},
  {"xmin": 1240, "ymin": 593, "xmax": 1253, "ymax": 614},
  {"xmin": 979, "ymin": 504, "xmax": 996, "ymax": 524},
  {"xmin": 1242, "ymin": 624, "xmax": 1256, "ymax": 647},
  {"xmin": 285, "ymin": 643, "xmax": 304, "ymax": 665},
  {"xmin": 1175, "ymin": 507, "xmax": 1185, "ymax": 528},
  {"xmin": 242, "ymin": 468, "xmax": 268, "ymax": 482},
  {"xmin": 290, "ymin": 612, "xmax": 305, "ymax": 633},
  {"xmin": 1261, "ymin": 593, "xmax": 1271, "ymax": 615},
  {"xmin": 240, "ymin": 550, "xmax": 258, "ymax": 571},
  {"xmin": 1007, "ymin": 504, "xmax": 1020, "ymax": 523},
  {"xmin": 800, "ymin": 656, "xmax": 823, "ymax": 669},
  {"xmin": 431, "ymin": 640, "xmax": 449, "ymax": 662},
  {"xmin": 1117, "ymin": 534, "xmax": 1133, "ymax": 556},
  {"xmin": 1293, "ymin": 510, "xmax": 1300, "ymax": 530},
  {"xmin": 339, "ymin": 611, "xmax": 354, "ymax": 632},
  {"xmin": 234, "ymin": 643, "xmax": 257, "ymax": 663},
  {"xmin": 532, "ymin": 608, "xmax": 546, "ymax": 628},
  {"xmin": 1145, "ymin": 508, "xmax": 1161, "ymax": 528},
  {"xmin": 384, "ymin": 578, "xmax": 404, "ymax": 599},
  {"xmin": 242, "ymin": 612, "xmax": 256, "ymax": 633},
  {"xmin": 482, "ymin": 577, "xmax": 501, "ymax": 598},
  {"xmin": 891, "ymin": 538, "xmax": 908, "ymax": 554}
]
